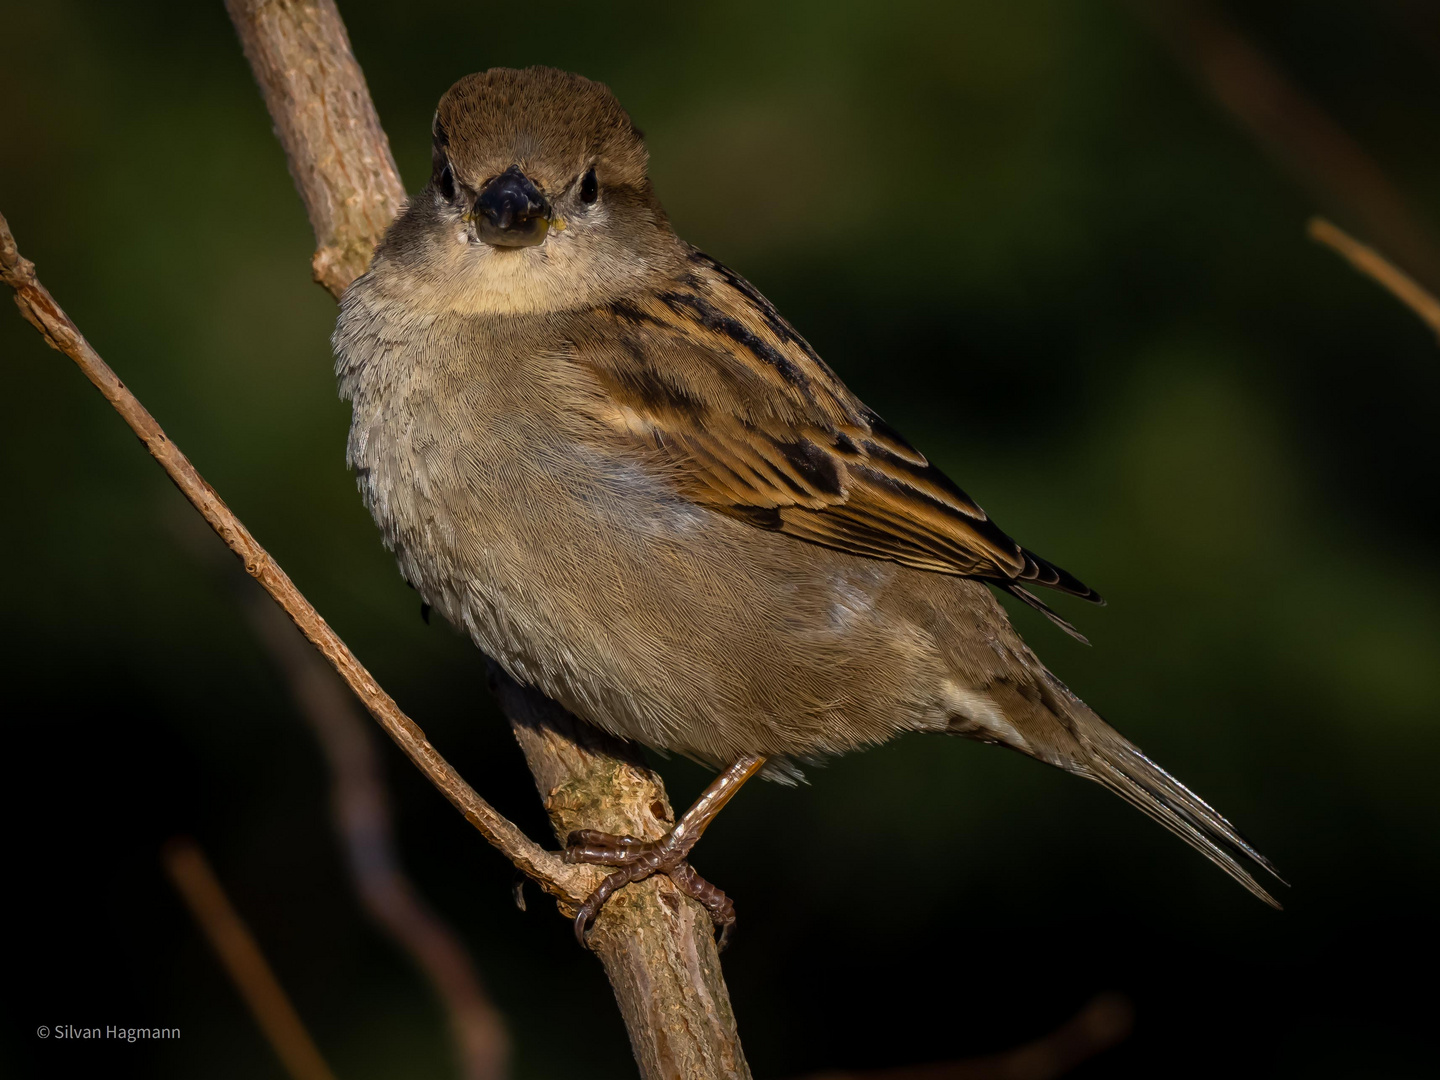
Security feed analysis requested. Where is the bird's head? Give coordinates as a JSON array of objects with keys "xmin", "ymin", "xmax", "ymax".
[{"xmin": 388, "ymin": 67, "xmax": 676, "ymax": 315}]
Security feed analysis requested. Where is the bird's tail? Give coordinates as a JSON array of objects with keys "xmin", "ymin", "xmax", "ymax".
[
  {"xmin": 1077, "ymin": 722, "xmax": 1284, "ymax": 907},
  {"xmin": 975, "ymin": 679, "xmax": 1285, "ymax": 907}
]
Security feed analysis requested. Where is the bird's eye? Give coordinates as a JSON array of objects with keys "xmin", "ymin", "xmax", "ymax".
[
  {"xmin": 579, "ymin": 167, "xmax": 598, "ymax": 205},
  {"xmin": 437, "ymin": 162, "xmax": 455, "ymax": 202}
]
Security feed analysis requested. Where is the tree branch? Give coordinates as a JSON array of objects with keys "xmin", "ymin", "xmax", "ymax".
[
  {"xmin": 490, "ymin": 666, "xmax": 751, "ymax": 1080},
  {"xmin": 5, "ymin": 0, "xmax": 750, "ymax": 1075},
  {"xmin": 224, "ymin": 0, "xmax": 405, "ymax": 297}
]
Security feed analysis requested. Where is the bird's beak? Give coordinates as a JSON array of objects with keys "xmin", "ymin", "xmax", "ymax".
[{"xmin": 473, "ymin": 164, "xmax": 551, "ymax": 248}]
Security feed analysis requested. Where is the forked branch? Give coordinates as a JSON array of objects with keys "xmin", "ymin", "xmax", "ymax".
[
  {"xmin": 219, "ymin": 5, "xmax": 750, "ymax": 1078},
  {"xmin": 6, "ymin": 0, "xmax": 752, "ymax": 1075}
]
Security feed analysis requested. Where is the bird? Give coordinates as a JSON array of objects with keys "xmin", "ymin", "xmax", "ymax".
[{"xmin": 333, "ymin": 66, "xmax": 1280, "ymax": 945}]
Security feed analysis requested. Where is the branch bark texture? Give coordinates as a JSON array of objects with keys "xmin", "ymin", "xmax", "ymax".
[
  {"xmin": 222, "ymin": 2, "xmax": 750, "ymax": 1076},
  {"xmin": 225, "ymin": 0, "xmax": 405, "ymax": 296},
  {"xmin": 492, "ymin": 667, "xmax": 751, "ymax": 1079}
]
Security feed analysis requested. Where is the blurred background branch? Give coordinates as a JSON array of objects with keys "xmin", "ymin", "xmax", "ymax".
[
  {"xmin": 1308, "ymin": 216, "xmax": 1440, "ymax": 342},
  {"xmin": 1131, "ymin": 0, "xmax": 1440, "ymax": 292},
  {"xmin": 162, "ymin": 837, "xmax": 339, "ymax": 1080},
  {"xmin": 242, "ymin": 586, "xmax": 510, "ymax": 1080},
  {"xmin": 172, "ymin": 497, "xmax": 512, "ymax": 1080},
  {"xmin": 796, "ymin": 994, "xmax": 1133, "ymax": 1080}
]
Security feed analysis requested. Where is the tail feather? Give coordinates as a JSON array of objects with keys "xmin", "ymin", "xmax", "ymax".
[
  {"xmin": 972, "ymin": 678, "xmax": 1283, "ymax": 907},
  {"xmin": 1109, "ymin": 740, "xmax": 1281, "ymax": 879},
  {"xmin": 1085, "ymin": 748, "xmax": 1283, "ymax": 907},
  {"xmin": 999, "ymin": 583, "xmax": 1090, "ymax": 644},
  {"xmin": 1069, "ymin": 708, "xmax": 1284, "ymax": 906}
]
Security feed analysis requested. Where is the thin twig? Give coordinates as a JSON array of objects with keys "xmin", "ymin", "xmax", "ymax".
[
  {"xmin": 0, "ymin": 209, "xmax": 595, "ymax": 910},
  {"xmin": 1131, "ymin": 0, "xmax": 1440, "ymax": 292},
  {"xmin": 1309, "ymin": 217, "xmax": 1440, "ymax": 343},
  {"xmin": 162, "ymin": 837, "xmax": 339, "ymax": 1080},
  {"xmin": 244, "ymin": 592, "xmax": 510, "ymax": 1080}
]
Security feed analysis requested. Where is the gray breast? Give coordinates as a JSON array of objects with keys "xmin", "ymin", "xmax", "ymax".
[{"xmin": 333, "ymin": 282, "xmax": 959, "ymax": 766}]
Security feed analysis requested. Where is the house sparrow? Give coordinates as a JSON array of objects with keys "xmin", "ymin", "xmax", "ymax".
[{"xmin": 334, "ymin": 67, "xmax": 1279, "ymax": 944}]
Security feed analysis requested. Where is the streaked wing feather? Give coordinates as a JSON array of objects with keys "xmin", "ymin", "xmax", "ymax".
[{"xmin": 573, "ymin": 246, "xmax": 1101, "ymax": 605}]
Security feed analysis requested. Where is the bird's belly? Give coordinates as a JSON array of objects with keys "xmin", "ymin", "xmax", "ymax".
[{"xmin": 346, "ymin": 364, "xmax": 953, "ymax": 765}]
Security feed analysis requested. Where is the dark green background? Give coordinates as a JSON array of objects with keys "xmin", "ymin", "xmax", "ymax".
[{"xmin": 4, "ymin": 2, "xmax": 1438, "ymax": 1077}]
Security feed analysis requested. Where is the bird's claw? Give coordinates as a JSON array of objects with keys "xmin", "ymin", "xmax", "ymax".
[{"xmin": 564, "ymin": 829, "xmax": 736, "ymax": 950}]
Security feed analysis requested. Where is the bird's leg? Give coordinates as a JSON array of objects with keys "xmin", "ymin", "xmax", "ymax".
[{"xmin": 565, "ymin": 753, "xmax": 765, "ymax": 949}]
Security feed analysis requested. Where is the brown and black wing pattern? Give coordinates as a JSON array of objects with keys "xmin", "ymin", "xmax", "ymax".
[{"xmin": 569, "ymin": 246, "xmax": 1101, "ymax": 633}]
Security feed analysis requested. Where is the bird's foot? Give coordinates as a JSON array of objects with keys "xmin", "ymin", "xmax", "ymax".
[
  {"xmin": 561, "ymin": 754, "xmax": 765, "ymax": 950},
  {"xmin": 564, "ymin": 828, "xmax": 736, "ymax": 949}
]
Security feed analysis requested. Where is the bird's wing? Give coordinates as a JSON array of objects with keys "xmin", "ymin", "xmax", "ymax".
[{"xmin": 570, "ymin": 246, "xmax": 1101, "ymax": 615}]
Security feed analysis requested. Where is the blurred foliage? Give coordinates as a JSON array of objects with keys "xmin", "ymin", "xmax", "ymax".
[{"xmin": 3, "ymin": 2, "xmax": 1439, "ymax": 1078}]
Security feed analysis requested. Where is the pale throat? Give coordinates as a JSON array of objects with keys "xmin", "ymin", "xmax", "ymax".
[{"xmin": 418, "ymin": 226, "xmax": 641, "ymax": 317}]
